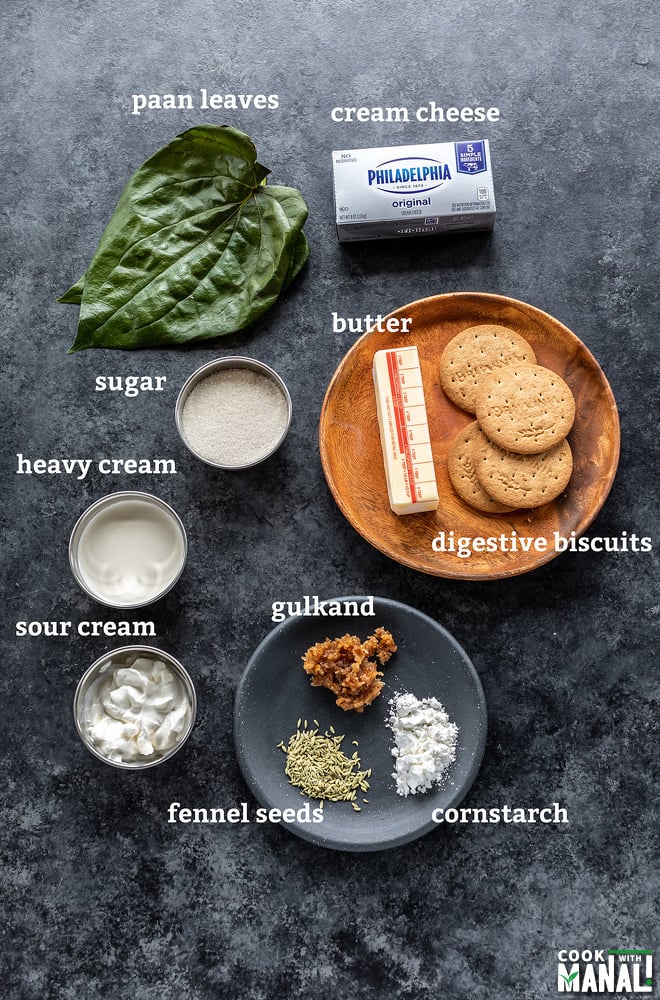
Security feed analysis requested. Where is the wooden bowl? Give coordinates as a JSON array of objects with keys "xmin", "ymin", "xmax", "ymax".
[{"xmin": 319, "ymin": 292, "xmax": 620, "ymax": 580}]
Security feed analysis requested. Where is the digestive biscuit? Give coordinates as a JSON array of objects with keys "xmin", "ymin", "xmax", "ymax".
[
  {"xmin": 447, "ymin": 422, "xmax": 516, "ymax": 513},
  {"xmin": 475, "ymin": 364, "xmax": 575, "ymax": 454},
  {"xmin": 474, "ymin": 434, "xmax": 573, "ymax": 508},
  {"xmin": 440, "ymin": 325, "xmax": 536, "ymax": 414}
]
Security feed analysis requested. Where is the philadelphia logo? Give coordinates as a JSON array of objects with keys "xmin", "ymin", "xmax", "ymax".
[
  {"xmin": 557, "ymin": 949, "xmax": 653, "ymax": 993},
  {"xmin": 367, "ymin": 156, "xmax": 451, "ymax": 194}
]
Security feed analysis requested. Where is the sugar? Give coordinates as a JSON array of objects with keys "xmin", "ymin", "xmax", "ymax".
[{"xmin": 181, "ymin": 368, "xmax": 289, "ymax": 467}]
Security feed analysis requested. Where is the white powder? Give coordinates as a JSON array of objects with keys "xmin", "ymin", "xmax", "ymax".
[
  {"xmin": 181, "ymin": 368, "xmax": 289, "ymax": 467},
  {"xmin": 387, "ymin": 692, "xmax": 459, "ymax": 796}
]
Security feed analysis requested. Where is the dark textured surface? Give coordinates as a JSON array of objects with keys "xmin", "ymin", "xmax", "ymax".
[{"xmin": 2, "ymin": 1, "xmax": 658, "ymax": 997}]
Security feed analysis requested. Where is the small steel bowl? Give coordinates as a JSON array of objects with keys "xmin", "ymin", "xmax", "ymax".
[
  {"xmin": 73, "ymin": 645, "xmax": 197, "ymax": 770},
  {"xmin": 69, "ymin": 492, "xmax": 187, "ymax": 609},
  {"xmin": 175, "ymin": 356, "xmax": 292, "ymax": 470}
]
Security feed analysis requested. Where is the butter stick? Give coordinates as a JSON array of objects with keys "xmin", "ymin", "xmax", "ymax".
[{"xmin": 373, "ymin": 346, "xmax": 439, "ymax": 515}]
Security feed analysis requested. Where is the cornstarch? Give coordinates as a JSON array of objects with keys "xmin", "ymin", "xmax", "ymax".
[{"xmin": 388, "ymin": 692, "xmax": 458, "ymax": 796}]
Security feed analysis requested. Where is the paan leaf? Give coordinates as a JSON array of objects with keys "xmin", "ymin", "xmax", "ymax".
[
  {"xmin": 57, "ymin": 273, "xmax": 86, "ymax": 305},
  {"xmin": 283, "ymin": 232, "xmax": 310, "ymax": 290},
  {"xmin": 61, "ymin": 126, "xmax": 308, "ymax": 351}
]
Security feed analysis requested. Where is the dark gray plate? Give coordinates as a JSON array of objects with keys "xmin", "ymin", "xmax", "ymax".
[{"xmin": 233, "ymin": 596, "xmax": 487, "ymax": 851}]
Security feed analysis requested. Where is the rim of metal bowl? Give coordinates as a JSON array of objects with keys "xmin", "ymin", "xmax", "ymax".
[
  {"xmin": 68, "ymin": 491, "xmax": 188, "ymax": 609},
  {"xmin": 73, "ymin": 644, "xmax": 197, "ymax": 770},
  {"xmin": 175, "ymin": 356, "xmax": 293, "ymax": 470}
]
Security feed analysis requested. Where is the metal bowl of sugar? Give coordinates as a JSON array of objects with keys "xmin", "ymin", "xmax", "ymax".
[
  {"xmin": 73, "ymin": 645, "xmax": 197, "ymax": 770},
  {"xmin": 69, "ymin": 492, "xmax": 188, "ymax": 609},
  {"xmin": 175, "ymin": 357, "xmax": 292, "ymax": 470}
]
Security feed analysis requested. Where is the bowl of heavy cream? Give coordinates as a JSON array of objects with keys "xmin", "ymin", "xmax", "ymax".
[
  {"xmin": 74, "ymin": 646, "xmax": 196, "ymax": 768},
  {"xmin": 69, "ymin": 492, "xmax": 187, "ymax": 608}
]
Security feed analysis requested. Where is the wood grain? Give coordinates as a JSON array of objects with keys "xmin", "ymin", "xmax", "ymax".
[{"xmin": 319, "ymin": 292, "xmax": 620, "ymax": 580}]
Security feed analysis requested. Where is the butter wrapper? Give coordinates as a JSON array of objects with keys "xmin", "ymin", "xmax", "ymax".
[{"xmin": 373, "ymin": 346, "xmax": 439, "ymax": 515}]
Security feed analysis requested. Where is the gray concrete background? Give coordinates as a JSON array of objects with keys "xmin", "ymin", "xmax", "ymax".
[{"xmin": 2, "ymin": 0, "xmax": 658, "ymax": 997}]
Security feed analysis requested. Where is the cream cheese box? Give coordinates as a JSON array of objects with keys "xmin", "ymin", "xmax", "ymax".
[{"xmin": 332, "ymin": 140, "xmax": 495, "ymax": 242}]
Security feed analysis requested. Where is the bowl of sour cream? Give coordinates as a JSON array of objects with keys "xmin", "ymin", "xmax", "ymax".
[{"xmin": 74, "ymin": 645, "xmax": 197, "ymax": 769}]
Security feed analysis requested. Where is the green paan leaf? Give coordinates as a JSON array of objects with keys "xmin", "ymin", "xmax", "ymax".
[
  {"xmin": 283, "ymin": 232, "xmax": 310, "ymax": 291},
  {"xmin": 61, "ymin": 125, "xmax": 309, "ymax": 351},
  {"xmin": 58, "ymin": 229, "xmax": 309, "ymax": 307},
  {"xmin": 57, "ymin": 273, "xmax": 86, "ymax": 305}
]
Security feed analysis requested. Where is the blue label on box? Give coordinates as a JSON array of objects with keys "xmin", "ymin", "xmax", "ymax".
[{"xmin": 455, "ymin": 141, "xmax": 487, "ymax": 175}]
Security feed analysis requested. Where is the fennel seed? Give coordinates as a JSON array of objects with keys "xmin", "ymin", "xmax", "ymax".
[{"xmin": 278, "ymin": 721, "xmax": 371, "ymax": 804}]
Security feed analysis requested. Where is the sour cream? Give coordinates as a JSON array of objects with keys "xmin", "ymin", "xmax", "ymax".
[{"xmin": 81, "ymin": 654, "xmax": 193, "ymax": 763}]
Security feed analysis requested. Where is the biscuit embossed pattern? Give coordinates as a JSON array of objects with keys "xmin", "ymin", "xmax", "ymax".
[
  {"xmin": 475, "ymin": 437, "xmax": 573, "ymax": 508},
  {"xmin": 439, "ymin": 325, "xmax": 537, "ymax": 413},
  {"xmin": 447, "ymin": 422, "xmax": 515, "ymax": 513},
  {"xmin": 475, "ymin": 365, "xmax": 576, "ymax": 454}
]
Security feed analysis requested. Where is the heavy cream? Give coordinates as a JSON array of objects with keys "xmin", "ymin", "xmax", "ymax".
[
  {"xmin": 71, "ymin": 494, "xmax": 186, "ymax": 607},
  {"xmin": 81, "ymin": 654, "xmax": 192, "ymax": 763}
]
